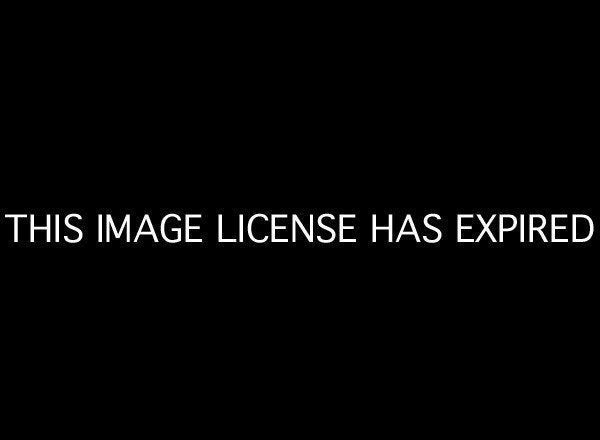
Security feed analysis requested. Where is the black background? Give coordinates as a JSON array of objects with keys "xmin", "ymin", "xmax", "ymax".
[{"xmin": 1, "ymin": 6, "xmax": 597, "ymax": 434}]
